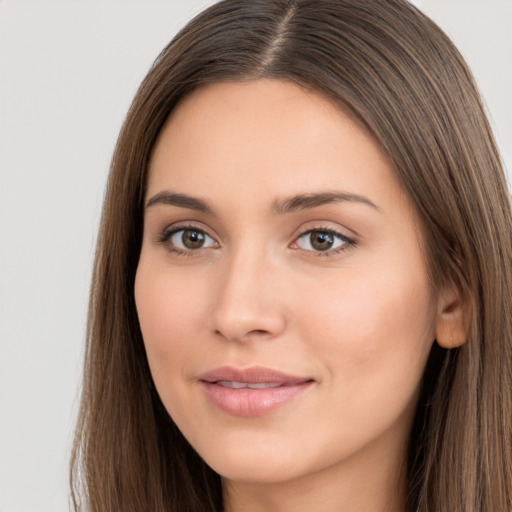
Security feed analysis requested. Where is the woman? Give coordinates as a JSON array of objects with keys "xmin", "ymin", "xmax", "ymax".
[{"xmin": 70, "ymin": 1, "xmax": 512, "ymax": 511}]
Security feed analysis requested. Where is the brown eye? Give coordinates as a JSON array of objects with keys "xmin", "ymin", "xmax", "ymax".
[
  {"xmin": 182, "ymin": 229, "xmax": 206, "ymax": 249},
  {"xmin": 168, "ymin": 228, "xmax": 216, "ymax": 251},
  {"xmin": 310, "ymin": 231, "xmax": 334, "ymax": 251},
  {"xmin": 295, "ymin": 229, "xmax": 351, "ymax": 254}
]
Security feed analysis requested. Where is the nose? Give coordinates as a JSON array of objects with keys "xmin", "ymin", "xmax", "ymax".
[{"xmin": 209, "ymin": 248, "xmax": 287, "ymax": 343}]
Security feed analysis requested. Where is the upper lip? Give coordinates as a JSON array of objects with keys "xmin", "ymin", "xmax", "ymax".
[{"xmin": 199, "ymin": 366, "xmax": 312, "ymax": 385}]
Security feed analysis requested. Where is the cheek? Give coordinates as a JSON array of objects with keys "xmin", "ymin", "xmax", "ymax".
[
  {"xmin": 291, "ymin": 270, "xmax": 436, "ymax": 463},
  {"xmin": 296, "ymin": 262, "xmax": 436, "ymax": 391},
  {"xmin": 134, "ymin": 262, "xmax": 209, "ymax": 377}
]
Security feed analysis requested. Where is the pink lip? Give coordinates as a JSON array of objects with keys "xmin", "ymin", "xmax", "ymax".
[{"xmin": 198, "ymin": 366, "xmax": 314, "ymax": 416}]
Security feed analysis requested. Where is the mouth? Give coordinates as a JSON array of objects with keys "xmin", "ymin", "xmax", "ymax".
[
  {"xmin": 215, "ymin": 381, "xmax": 283, "ymax": 389},
  {"xmin": 198, "ymin": 366, "xmax": 314, "ymax": 416}
]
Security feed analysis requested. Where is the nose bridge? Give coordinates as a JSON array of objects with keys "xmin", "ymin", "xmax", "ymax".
[{"xmin": 210, "ymin": 241, "xmax": 285, "ymax": 342}]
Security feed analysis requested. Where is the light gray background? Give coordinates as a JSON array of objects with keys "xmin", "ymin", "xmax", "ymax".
[{"xmin": 0, "ymin": 1, "xmax": 510, "ymax": 511}]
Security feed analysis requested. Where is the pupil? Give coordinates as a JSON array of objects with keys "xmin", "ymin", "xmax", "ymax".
[
  {"xmin": 311, "ymin": 231, "xmax": 333, "ymax": 251},
  {"xmin": 183, "ymin": 230, "xmax": 205, "ymax": 249}
]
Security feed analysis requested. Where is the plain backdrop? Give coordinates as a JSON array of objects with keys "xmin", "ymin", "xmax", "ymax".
[{"xmin": 0, "ymin": 1, "xmax": 510, "ymax": 511}]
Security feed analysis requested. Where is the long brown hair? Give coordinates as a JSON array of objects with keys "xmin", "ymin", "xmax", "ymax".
[{"xmin": 71, "ymin": 1, "xmax": 512, "ymax": 510}]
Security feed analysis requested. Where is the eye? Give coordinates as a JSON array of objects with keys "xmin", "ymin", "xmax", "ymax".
[
  {"xmin": 293, "ymin": 229, "xmax": 354, "ymax": 254},
  {"xmin": 163, "ymin": 227, "xmax": 217, "ymax": 252}
]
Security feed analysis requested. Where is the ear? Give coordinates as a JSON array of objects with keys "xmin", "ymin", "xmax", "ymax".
[{"xmin": 434, "ymin": 283, "xmax": 469, "ymax": 349}]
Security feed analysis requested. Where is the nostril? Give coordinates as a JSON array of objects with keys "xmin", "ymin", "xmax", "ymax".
[
  {"xmin": 214, "ymin": 328, "xmax": 273, "ymax": 342},
  {"xmin": 249, "ymin": 329, "xmax": 270, "ymax": 336}
]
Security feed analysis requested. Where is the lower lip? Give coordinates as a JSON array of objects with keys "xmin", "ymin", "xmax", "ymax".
[{"xmin": 201, "ymin": 381, "xmax": 313, "ymax": 416}]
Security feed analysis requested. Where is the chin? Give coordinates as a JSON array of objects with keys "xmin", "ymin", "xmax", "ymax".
[
  {"xmin": 212, "ymin": 457, "xmax": 304, "ymax": 485},
  {"xmin": 193, "ymin": 434, "xmax": 308, "ymax": 484}
]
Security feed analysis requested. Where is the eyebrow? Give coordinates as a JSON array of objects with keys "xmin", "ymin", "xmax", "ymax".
[
  {"xmin": 145, "ymin": 190, "xmax": 381, "ymax": 214},
  {"xmin": 146, "ymin": 191, "xmax": 213, "ymax": 213},
  {"xmin": 271, "ymin": 191, "xmax": 381, "ymax": 214}
]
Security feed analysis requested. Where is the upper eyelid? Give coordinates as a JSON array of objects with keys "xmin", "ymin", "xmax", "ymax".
[
  {"xmin": 293, "ymin": 227, "xmax": 355, "ymax": 246},
  {"xmin": 297, "ymin": 226, "xmax": 346, "ymax": 237},
  {"xmin": 159, "ymin": 222, "xmax": 216, "ymax": 239},
  {"xmin": 293, "ymin": 223, "xmax": 356, "ymax": 241}
]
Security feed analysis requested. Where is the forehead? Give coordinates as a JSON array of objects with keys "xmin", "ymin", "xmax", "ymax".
[{"xmin": 147, "ymin": 79, "xmax": 408, "ymax": 216}]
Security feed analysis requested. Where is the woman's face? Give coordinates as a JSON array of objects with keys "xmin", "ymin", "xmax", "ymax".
[{"xmin": 135, "ymin": 79, "xmax": 441, "ymax": 489}]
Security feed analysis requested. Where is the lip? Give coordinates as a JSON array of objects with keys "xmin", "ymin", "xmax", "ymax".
[{"xmin": 198, "ymin": 366, "xmax": 314, "ymax": 416}]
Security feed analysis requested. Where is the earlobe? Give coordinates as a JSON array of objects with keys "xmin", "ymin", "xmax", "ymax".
[{"xmin": 435, "ymin": 284, "xmax": 469, "ymax": 349}]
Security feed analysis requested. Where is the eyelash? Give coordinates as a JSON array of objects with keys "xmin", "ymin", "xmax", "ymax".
[
  {"xmin": 293, "ymin": 227, "xmax": 356, "ymax": 257},
  {"xmin": 156, "ymin": 224, "xmax": 356, "ymax": 258},
  {"xmin": 157, "ymin": 224, "xmax": 217, "ymax": 257}
]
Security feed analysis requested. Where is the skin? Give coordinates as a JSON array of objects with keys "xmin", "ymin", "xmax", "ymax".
[{"xmin": 135, "ymin": 79, "xmax": 464, "ymax": 512}]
